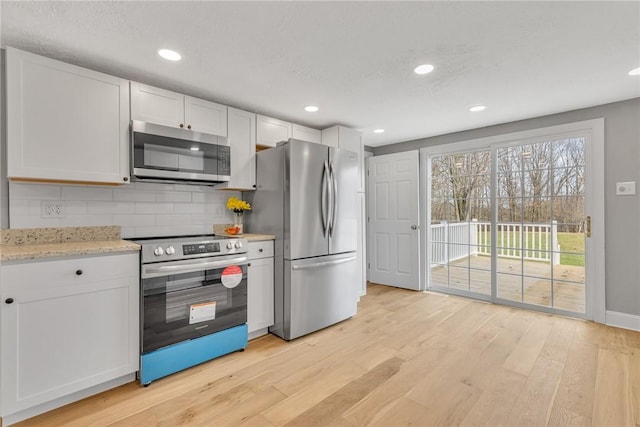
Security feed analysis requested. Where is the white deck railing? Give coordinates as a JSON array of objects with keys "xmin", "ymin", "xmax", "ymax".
[{"xmin": 431, "ymin": 220, "xmax": 560, "ymax": 266}]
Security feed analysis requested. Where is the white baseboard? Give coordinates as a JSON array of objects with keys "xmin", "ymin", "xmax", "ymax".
[{"xmin": 606, "ymin": 310, "xmax": 640, "ymax": 332}]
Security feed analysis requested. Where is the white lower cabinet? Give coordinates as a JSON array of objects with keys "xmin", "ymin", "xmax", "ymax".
[
  {"xmin": 0, "ymin": 253, "xmax": 139, "ymax": 421},
  {"xmin": 247, "ymin": 241, "xmax": 274, "ymax": 337}
]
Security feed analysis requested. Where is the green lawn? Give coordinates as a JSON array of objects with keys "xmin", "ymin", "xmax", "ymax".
[
  {"xmin": 557, "ymin": 232, "xmax": 585, "ymax": 266},
  {"xmin": 475, "ymin": 231, "xmax": 584, "ymax": 266}
]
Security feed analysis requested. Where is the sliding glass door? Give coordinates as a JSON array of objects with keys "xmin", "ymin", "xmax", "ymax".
[
  {"xmin": 424, "ymin": 123, "xmax": 598, "ymax": 318},
  {"xmin": 495, "ymin": 139, "xmax": 585, "ymax": 313},
  {"xmin": 430, "ymin": 149, "xmax": 492, "ymax": 297}
]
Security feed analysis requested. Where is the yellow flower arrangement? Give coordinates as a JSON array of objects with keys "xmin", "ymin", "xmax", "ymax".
[{"xmin": 226, "ymin": 196, "xmax": 251, "ymax": 213}]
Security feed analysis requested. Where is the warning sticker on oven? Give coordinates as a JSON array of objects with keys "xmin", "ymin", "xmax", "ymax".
[
  {"xmin": 189, "ymin": 301, "xmax": 216, "ymax": 324},
  {"xmin": 221, "ymin": 265, "xmax": 243, "ymax": 289}
]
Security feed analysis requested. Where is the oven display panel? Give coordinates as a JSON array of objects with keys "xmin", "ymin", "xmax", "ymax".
[{"xmin": 182, "ymin": 242, "xmax": 221, "ymax": 255}]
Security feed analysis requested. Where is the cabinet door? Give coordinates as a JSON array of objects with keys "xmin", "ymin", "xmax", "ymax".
[
  {"xmin": 130, "ymin": 81, "xmax": 184, "ymax": 128},
  {"xmin": 337, "ymin": 127, "xmax": 364, "ymax": 193},
  {"xmin": 357, "ymin": 192, "xmax": 367, "ymax": 297},
  {"xmin": 217, "ymin": 107, "xmax": 256, "ymax": 190},
  {"xmin": 184, "ymin": 96, "xmax": 228, "ymax": 137},
  {"xmin": 0, "ymin": 254, "xmax": 139, "ymax": 415},
  {"xmin": 256, "ymin": 115, "xmax": 292, "ymax": 147},
  {"xmin": 320, "ymin": 125, "xmax": 340, "ymax": 148},
  {"xmin": 321, "ymin": 126, "xmax": 364, "ymax": 192},
  {"xmin": 292, "ymin": 124, "xmax": 321, "ymax": 144},
  {"xmin": 247, "ymin": 257, "xmax": 274, "ymax": 334},
  {"xmin": 7, "ymin": 47, "xmax": 129, "ymax": 184}
]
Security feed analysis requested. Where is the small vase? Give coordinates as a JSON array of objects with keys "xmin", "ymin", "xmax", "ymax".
[{"xmin": 233, "ymin": 212, "xmax": 244, "ymax": 234}]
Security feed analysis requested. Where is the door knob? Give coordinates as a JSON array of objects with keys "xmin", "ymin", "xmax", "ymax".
[{"xmin": 411, "ymin": 225, "xmax": 418, "ymax": 230}]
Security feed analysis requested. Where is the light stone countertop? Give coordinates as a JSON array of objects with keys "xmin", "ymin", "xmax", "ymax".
[
  {"xmin": 0, "ymin": 226, "xmax": 140, "ymax": 262},
  {"xmin": 212, "ymin": 224, "xmax": 275, "ymax": 241}
]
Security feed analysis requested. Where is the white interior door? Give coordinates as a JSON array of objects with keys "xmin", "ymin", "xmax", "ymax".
[{"xmin": 368, "ymin": 151, "xmax": 421, "ymax": 290}]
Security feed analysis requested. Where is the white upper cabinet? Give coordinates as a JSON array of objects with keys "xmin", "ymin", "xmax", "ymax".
[
  {"xmin": 256, "ymin": 115, "xmax": 292, "ymax": 147},
  {"xmin": 322, "ymin": 125, "xmax": 365, "ymax": 192},
  {"xmin": 130, "ymin": 82, "xmax": 227, "ymax": 137},
  {"xmin": 216, "ymin": 107, "xmax": 256, "ymax": 191},
  {"xmin": 6, "ymin": 47, "xmax": 130, "ymax": 184},
  {"xmin": 129, "ymin": 82, "xmax": 183, "ymax": 127},
  {"xmin": 183, "ymin": 95, "xmax": 228, "ymax": 136},
  {"xmin": 292, "ymin": 124, "xmax": 322, "ymax": 144}
]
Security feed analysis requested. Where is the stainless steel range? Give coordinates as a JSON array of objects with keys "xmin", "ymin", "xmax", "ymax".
[{"xmin": 134, "ymin": 234, "xmax": 249, "ymax": 385}]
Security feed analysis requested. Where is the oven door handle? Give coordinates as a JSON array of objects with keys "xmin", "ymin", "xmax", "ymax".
[{"xmin": 142, "ymin": 256, "xmax": 249, "ymax": 278}]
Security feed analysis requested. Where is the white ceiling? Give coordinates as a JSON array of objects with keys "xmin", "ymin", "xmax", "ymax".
[{"xmin": 2, "ymin": 1, "xmax": 639, "ymax": 147}]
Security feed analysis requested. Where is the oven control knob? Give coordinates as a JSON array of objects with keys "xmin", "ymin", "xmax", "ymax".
[
  {"xmin": 165, "ymin": 246, "xmax": 175, "ymax": 255},
  {"xmin": 153, "ymin": 246, "xmax": 164, "ymax": 256},
  {"xmin": 234, "ymin": 241, "xmax": 243, "ymax": 249},
  {"xmin": 226, "ymin": 242, "xmax": 234, "ymax": 250}
]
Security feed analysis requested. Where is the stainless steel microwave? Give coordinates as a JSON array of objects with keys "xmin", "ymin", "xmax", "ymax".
[{"xmin": 131, "ymin": 120, "xmax": 231, "ymax": 185}]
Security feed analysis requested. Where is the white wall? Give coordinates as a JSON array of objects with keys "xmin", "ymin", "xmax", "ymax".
[
  {"xmin": 9, "ymin": 181, "xmax": 239, "ymax": 238},
  {"xmin": 372, "ymin": 97, "xmax": 640, "ymax": 318}
]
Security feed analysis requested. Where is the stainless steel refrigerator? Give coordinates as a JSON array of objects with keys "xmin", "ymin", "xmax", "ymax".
[{"xmin": 245, "ymin": 138, "xmax": 359, "ymax": 340}]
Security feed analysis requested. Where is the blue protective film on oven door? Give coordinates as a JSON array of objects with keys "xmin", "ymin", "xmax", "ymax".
[{"xmin": 140, "ymin": 324, "xmax": 248, "ymax": 385}]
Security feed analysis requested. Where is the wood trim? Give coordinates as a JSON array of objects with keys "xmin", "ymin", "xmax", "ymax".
[{"xmin": 9, "ymin": 178, "xmax": 125, "ymax": 187}]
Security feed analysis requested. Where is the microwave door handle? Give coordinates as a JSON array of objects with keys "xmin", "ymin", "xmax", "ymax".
[
  {"xmin": 143, "ymin": 256, "xmax": 249, "ymax": 278},
  {"xmin": 321, "ymin": 161, "xmax": 329, "ymax": 237}
]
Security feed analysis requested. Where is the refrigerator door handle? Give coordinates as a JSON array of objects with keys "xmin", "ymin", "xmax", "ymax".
[
  {"xmin": 329, "ymin": 161, "xmax": 338, "ymax": 237},
  {"xmin": 291, "ymin": 256, "xmax": 357, "ymax": 270},
  {"xmin": 321, "ymin": 161, "xmax": 329, "ymax": 236}
]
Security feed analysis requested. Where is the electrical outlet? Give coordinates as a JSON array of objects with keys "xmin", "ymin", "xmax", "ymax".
[
  {"xmin": 215, "ymin": 206, "xmax": 226, "ymax": 217},
  {"xmin": 41, "ymin": 201, "xmax": 65, "ymax": 218}
]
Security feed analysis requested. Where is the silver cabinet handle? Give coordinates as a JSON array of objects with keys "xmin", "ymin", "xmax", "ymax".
[
  {"xmin": 411, "ymin": 225, "xmax": 418, "ymax": 230},
  {"xmin": 292, "ymin": 256, "xmax": 356, "ymax": 270}
]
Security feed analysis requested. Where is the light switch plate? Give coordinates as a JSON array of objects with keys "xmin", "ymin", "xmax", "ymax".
[{"xmin": 616, "ymin": 181, "xmax": 636, "ymax": 196}]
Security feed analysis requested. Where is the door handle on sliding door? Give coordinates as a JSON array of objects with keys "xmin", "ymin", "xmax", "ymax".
[{"xmin": 585, "ymin": 216, "xmax": 591, "ymax": 237}]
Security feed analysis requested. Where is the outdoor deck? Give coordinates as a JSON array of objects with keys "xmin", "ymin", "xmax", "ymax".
[{"xmin": 431, "ymin": 255, "xmax": 585, "ymax": 313}]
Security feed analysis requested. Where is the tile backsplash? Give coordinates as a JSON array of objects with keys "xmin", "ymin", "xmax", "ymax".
[{"xmin": 9, "ymin": 181, "xmax": 239, "ymax": 238}]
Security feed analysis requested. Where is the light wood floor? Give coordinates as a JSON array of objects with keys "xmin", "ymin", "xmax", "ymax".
[
  {"xmin": 16, "ymin": 284, "xmax": 640, "ymax": 426},
  {"xmin": 431, "ymin": 255, "xmax": 586, "ymax": 312}
]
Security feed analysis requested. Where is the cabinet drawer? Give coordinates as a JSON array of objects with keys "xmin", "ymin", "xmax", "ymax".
[
  {"xmin": 2, "ymin": 253, "xmax": 138, "ymax": 292},
  {"xmin": 248, "ymin": 241, "xmax": 274, "ymax": 260}
]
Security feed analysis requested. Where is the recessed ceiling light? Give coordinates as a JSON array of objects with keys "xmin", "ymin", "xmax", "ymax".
[
  {"xmin": 304, "ymin": 105, "xmax": 319, "ymax": 112},
  {"xmin": 158, "ymin": 49, "xmax": 182, "ymax": 61},
  {"xmin": 373, "ymin": 129, "xmax": 385, "ymax": 134},
  {"xmin": 469, "ymin": 105, "xmax": 486, "ymax": 112},
  {"xmin": 414, "ymin": 64, "xmax": 435, "ymax": 75},
  {"xmin": 629, "ymin": 67, "xmax": 640, "ymax": 76},
  {"xmin": 190, "ymin": 146, "xmax": 199, "ymax": 151}
]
